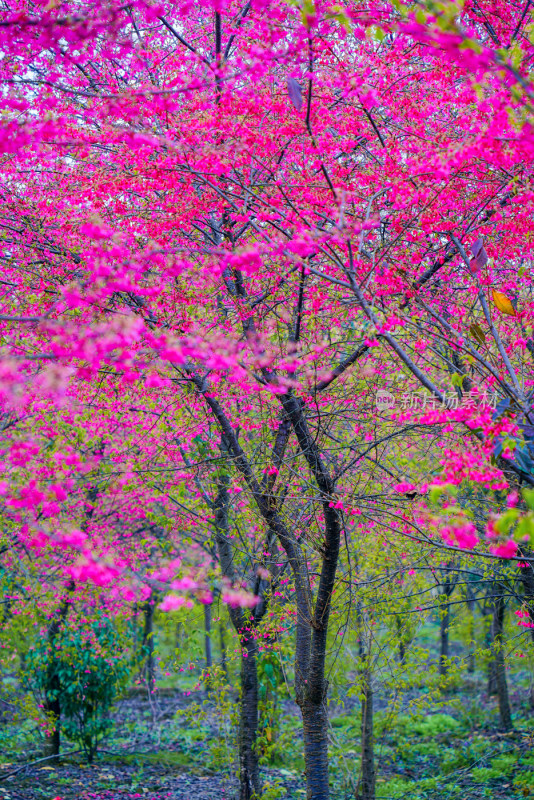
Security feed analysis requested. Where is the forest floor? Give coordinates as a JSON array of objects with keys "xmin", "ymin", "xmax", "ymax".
[
  {"xmin": 3, "ymin": 678, "xmax": 534, "ymax": 799},
  {"xmin": 0, "ymin": 689, "xmax": 305, "ymax": 800}
]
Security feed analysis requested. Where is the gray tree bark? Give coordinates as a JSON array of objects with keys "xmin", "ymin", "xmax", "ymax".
[
  {"xmin": 43, "ymin": 581, "xmax": 75, "ymax": 761},
  {"xmin": 142, "ymin": 596, "xmax": 156, "ymax": 695},
  {"xmin": 204, "ymin": 603, "xmax": 213, "ymax": 671},
  {"xmin": 358, "ymin": 666, "xmax": 375, "ymax": 800},
  {"xmin": 491, "ymin": 589, "xmax": 513, "ymax": 731}
]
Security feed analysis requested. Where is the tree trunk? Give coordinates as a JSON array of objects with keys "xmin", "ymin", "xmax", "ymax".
[
  {"xmin": 203, "ymin": 397, "xmax": 342, "ymax": 800},
  {"xmin": 175, "ymin": 620, "xmax": 183, "ymax": 650},
  {"xmin": 394, "ymin": 616, "xmax": 405, "ymax": 664},
  {"xmin": 238, "ymin": 635, "xmax": 261, "ymax": 800},
  {"xmin": 358, "ymin": 667, "xmax": 375, "ymax": 800},
  {"xmin": 487, "ymin": 659, "xmax": 497, "ymax": 696},
  {"xmin": 484, "ymin": 597, "xmax": 497, "ymax": 694},
  {"xmin": 519, "ymin": 553, "xmax": 534, "ymax": 708},
  {"xmin": 142, "ymin": 596, "xmax": 155, "ymax": 694},
  {"xmin": 398, "ymin": 638, "xmax": 405, "ymax": 665},
  {"xmin": 466, "ymin": 587, "xmax": 476, "ymax": 674},
  {"xmin": 204, "ymin": 603, "xmax": 213, "ymax": 671},
  {"xmin": 468, "ymin": 649, "xmax": 476, "ymax": 675},
  {"xmin": 439, "ymin": 602, "xmax": 450, "ymax": 676},
  {"xmin": 213, "ymin": 465, "xmax": 263, "ymax": 800},
  {"xmin": 492, "ymin": 592, "xmax": 513, "ymax": 731},
  {"xmin": 219, "ymin": 618, "xmax": 228, "ymax": 678},
  {"xmin": 43, "ymin": 694, "xmax": 60, "ymax": 761},
  {"xmin": 42, "ymin": 580, "xmax": 75, "ymax": 760},
  {"xmin": 438, "ymin": 573, "xmax": 455, "ymax": 677},
  {"xmin": 301, "ymin": 695, "xmax": 329, "ymax": 800}
]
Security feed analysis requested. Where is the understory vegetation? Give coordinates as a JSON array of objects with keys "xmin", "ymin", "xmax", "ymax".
[{"xmin": 3, "ymin": 592, "xmax": 534, "ymax": 799}]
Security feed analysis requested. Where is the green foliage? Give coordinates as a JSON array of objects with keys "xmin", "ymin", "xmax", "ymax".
[
  {"xmin": 257, "ymin": 648, "xmax": 291, "ymax": 766},
  {"xmin": 175, "ymin": 665, "xmax": 238, "ymax": 775},
  {"xmin": 471, "ymin": 766, "xmax": 504, "ymax": 781},
  {"xmin": 411, "ymin": 713, "xmax": 462, "ymax": 736},
  {"xmin": 23, "ymin": 613, "xmax": 129, "ymax": 761},
  {"xmin": 260, "ymin": 778, "xmax": 287, "ymax": 800}
]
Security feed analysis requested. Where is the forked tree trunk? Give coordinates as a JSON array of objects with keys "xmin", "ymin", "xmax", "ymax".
[
  {"xmin": 238, "ymin": 635, "xmax": 261, "ymax": 800},
  {"xmin": 201, "ymin": 390, "xmax": 342, "ymax": 800}
]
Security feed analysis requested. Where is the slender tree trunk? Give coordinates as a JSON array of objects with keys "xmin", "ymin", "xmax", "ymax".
[
  {"xmin": 358, "ymin": 665, "xmax": 375, "ymax": 800},
  {"xmin": 355, "ymin": 611, "xmax": 375, "ymax": 800},
  {"xmin": 466, "ymin": 587, "xmax": 476, "ymax": 674},
  {"xmin": 43, "ymin": 693, "xmax": 61, "ymax": 761},
  {"xmin": 204, "ymin": 603, "xmax": 213, "ymax": 671},
  {"xmin": 484, "ymin": 597, "xmax": 498, "ymax": 695},
  {"xmin": 395, "ymin": 616, "xmax": 405, "ymax": 664},
  {"xmin": 132, "ymin": 602, "xmax": 139, "ymax": 667},
  {"xmin": 519, "ymin": 553, "xmax": 534, "ymax": 707},
  {"xmin": 437, "ymin": 571, "xmax": 456, "ymax": 677},
  {"xmin": 492, "ymin": 591, "xmax": 513, "ymax": 731},
  {"xmin": 487, "ymin": 659, "xmax": 497, "ymax": 695},
  {"xmin": 42, "ymin": 581, "xmax": 75, "ymax": 760},
  {"xmin": 175, "ymin": 620, "xmax": 183, "ymax": 650},
  {"xmin": 439, "ymin": 602, "xmax": 450, "ymax": 676},
  {"xmin": 238, "ymin": 635, "xmax": 261, "ymax": 800},
  {"xmin": 213, "ymin": 464, "xmax": 263, "ymax": 800},
  {"xmin": 220, "ymin": 618, "xmax": 228, "ymax": 678},
  {"xmin": 142, "ymin": 596, "xmax": 155, "ymax": 694}
]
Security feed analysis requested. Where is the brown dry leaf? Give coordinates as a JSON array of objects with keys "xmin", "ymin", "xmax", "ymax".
[{"xmin": 492, "ymin": 289, "xmax": 516, "ymax": 316}]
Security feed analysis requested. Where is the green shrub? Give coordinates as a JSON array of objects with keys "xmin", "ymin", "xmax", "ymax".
[{"xmin": 23, "ymin": 613, "xmax": 129, "ymax": 761}]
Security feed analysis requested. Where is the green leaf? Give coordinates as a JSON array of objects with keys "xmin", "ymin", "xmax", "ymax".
[
  {"xmin": 469, "ymin": 323, "xmax": 486, "ymax": 346},
  {"xmin": 523, "ymin": 488, "xmax": 534, "ymax": 510},
  {"xmin": 494, "ymin": 508, "xmax": 519, "ymax": 535},
  {"xmin": 515, "ymin": 515, "xmax": 534, "ymax": 540}
]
